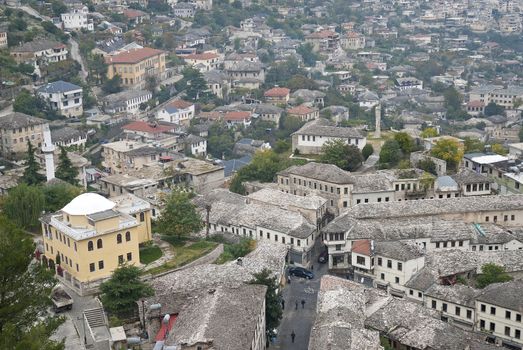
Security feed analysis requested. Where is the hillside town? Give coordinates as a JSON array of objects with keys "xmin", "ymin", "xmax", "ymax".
[{"xmin": 1, "ymin": 0, "xmax": 523, "ymax": 349}]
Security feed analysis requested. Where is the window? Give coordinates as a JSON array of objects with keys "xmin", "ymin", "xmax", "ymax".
[
  {"xmin": 364, "ymin": 198, "xmax": 368, "ymax": 203},
  {"xmin": 274, "ymin": 235, "xmax": 278, "ymax": 242},
  {"xmin": 118, "ymin": 255, "xmax": 124, "ymax": 264},
  {"xmin": 380, "ymin": 273, "xmax": 385, "ymax": 280},
  {"xmin": 480, "ymin": 320, "xmax": 485, "ymax": 329},
  {"xmin": 387, "ymin": 260, "xmax": 392, "ymax": 268},
  {"xmin": 343, "ymin": 201, "xmax": 348, "ymax": 207},
  {"xmin": 504, "ymin": 215, "xmax": 508, "ymax": 222},
  {"xmin": 466, "ymin": 310, "xmax": 472, "ymax": 319},
  {"xmin": 357, "ymin": 199, "xmax": 361, "ymax": 204},
  {"xmin": 517, "ymin": 314, "xmax": 522, "ymax": 322},
  {"xmin": 485, "ymin": 216, "xmax": 489, "ymax": 222},
  {"xmin": 442, "ymin": 303, "xmax": 447, "ymax": 312},
  {"xmin": 516, "ymin": 330, "xmax": 521, "ymax": 339},
  {"xmin": 398, "ymin": 262, "xmax": 403, "ymax": 271},
  {"xmin": 127, "ymin": 252, "xmax": 132, "ymax": 261},
  {"xmin": 481, "ymin": 304, "xmax": 486, "ymax": 312},
  {"xmin": 511, "ymin": 215, "xmax": 515, "ymax": 221},
  {"xmin": 76, "ymin": 264, "xmax": 79, "ymax": 272},
  {"xmin": 88, "ymin": 241, "xmax": 94, "ymax": 251},
  {"xmin": 455, "ymin": 307, "xmax": 461, "ymax": 316},
  {"xmin": 491, "ymin": 307, "xmax": 496, "ymax": 315},
  {"xmin": 89, "ymin": 263, "xmax": 95, "ymax": 272},
  {"xmin": 67, "ymin": 238, "xmax": 70, "ymax": 247},
  {"xmin": 432, "ymin": 300, "xmax": 437, "ymax": 309},
  {"xmin": 97, "ymin": 239, "xmax": 103, "ymax": 249},
  {"xmin": 506, "ymin": 311, "xmax": 512, "ymax": 319},
  {"xmin": 266, "ymin": 232, "xmax": 270, "ymax": 239},
  {"xmin": 356, "ymin": 256, "xmax": 366, "ymax": 265},
  {"xmin": 436, "ymin": 242, "xmax": 440, "ymax": 248},
  {"xmin": 140, "ymin": 212, "xmax": 145, "ymax": 222},
  {"xmin": 490, "ymin": 322, "xmax": 495, "ymax": 331},
  {"xmin": 74, "ymin": 242, "xmax": 77, "ymax": 251},
  {"xmin": 126, "ymin": 231, "xmax": 131, "ymax": 241},
  {"xmin": 409, "ymin": 289, "xmax": 413, "ymax": 295},
  {"xmin": 117, "ymin": 234, "xmax": 122, "ymax": 243},
  {"xmin": 505, "ymin": 326, "xmax": 511, "ymax": 336},
  {"xmin": 377, "ymin": 257, "xmax": 382, "ymax": 266},
  {"xmin": 98, "ymin": 260, "xmax": 104, "ymax": 270},
  {"xmin": 458, "ymin": 241, "xmax": 463, "ymax": 247},
  {"xmin": 418, "ymin": 292, "xmax": 422, "ymax": 298},
  {"xmin": 297, "ymin": 240, "xmax": 301, "ymax": 247},
  {"xmin": 395, "ymin": 277, "xmax": 399, "ymax": 284}
]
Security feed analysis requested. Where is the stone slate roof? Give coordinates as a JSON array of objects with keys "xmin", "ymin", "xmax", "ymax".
[
  {"xmin": 125, "ymin": 146, "xmax": 167, "ymax": 157},
  {"xmin": 51, "ymin": 127, "xmax": 84, "ymax": 143},
  {"xmin": 279, "ymin": 162, "xmax": 354, "ymax": 184},
  {"xmin": 292, "ymin": 118, "xmax": 365, "ymax": 139},
  {"xmin": 475, "ymin": 280, "xmax": 523, "ymax": 311},
  {"xmin": 425, "ymin": 284, "xmax": 479, "ymax": 308},
  {"xmin": 37, "ymin": 80, "xmax": 82, "ymax": 94},
  {"xmin": 0, "ymin": 113, "xmax": 47, "ymax": 129},
  {"xmin": 450, "ymin": 169, "xmax": 492, "ymax": 185},
  {"xmin": 374, "ymin": 241, "xmax": 424, "ymax": 261},
  {"xmin": 404, "ymin": 268, "xmax": 438, "ymax": 291}
]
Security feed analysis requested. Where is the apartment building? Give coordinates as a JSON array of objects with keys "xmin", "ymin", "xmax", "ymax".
[
  {"xmin": 341, "ymin": 31, "xmax": 366, "ymax": 50},
  {"xmin": 424, "ymin": 284, "xmax": 477, "ymax": 330},
  {"xmin": 469, "ymin": 85, "xmax": 523, "ymax": 110},
  {"xmin": 183, "ymin": 52, "xmax": 221, "ymax": 72},
  {"xmin": 264, "ymin": 87, "xmax": 290, "ymax": 105},
  {"xmin": 0, "ymin": 112, "xmax": 47, "ymax": 158},
  {"xmin": 105, "ymin": 47, "xmax": 166, "ymax": 89},
  {"xmin": 305, "ymin": 30, "xmax": 340, "ymax": 52},
  {"xmin": 40, "ymin": 193, "xmax": 152, "ymax": 295},
  {"xmin": 101, "ymin": 90, "xmax": 152, "ymax": 115},
  {"xmin": 10, "ymin": 39, "xmax": 68, "ymax": 65},
  {"xmin": 0, "ymin": 29, "xmax": 7, "ymax": 48},
  {"xmin": 156, "ymin": 99, "xmax": 195, "ymax": 125},
  {"xmin": 61, "ymin": 6, "xmax": 94, "ymax": 31},
  {"xmin": 101, "ymin": 140, "xmax": 169, "ymax": 174},
  {"xmin": 37, "ymin": 80, "xmax": 83, "ymax": 118},
  {"xmin": 291, "ymin": 118, "xmax": 366, "ymax": 154},
  {"xmin": 287, "ymin": 105, "xmax": 319, "ymax": 121}
]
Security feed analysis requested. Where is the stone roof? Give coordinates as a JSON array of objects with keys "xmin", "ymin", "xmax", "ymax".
[
  {"xmin": 350, "ymin": 172, "xmax": 394, "ymax": 193},
  {"xmin": 475, "ymin": 280, "xmax": 523, "ymax": 311},
  {"xmin": 247, "ymin": 188, "xmax": 326, "ymax": 211},
  {"xmin": 425, "ymin": 284, "xmax": 479, "ymax": 308},
  {"xmin": 374, "ymin": 241, "xmax": 424, "ymax": 261},
  {"xmin": 292, "ymin": 118, "xmax": 365, "ymax": 139},
  {"xmin": 11, "ymin": 39, "xmax": 66, "ymax": 53},
  {"xmin": 51, "ymin": 127, "xmax": 85, "ymax": 143},
  {"xmin": 102, "ymin": 90, "xmax": 151, "ymax": 105},
  {"xmin": 450, "ymin": 169, "xmax": 492, "ymax": 185},
  {"xmin": 105, "ymin": 47, "xmax": 164, "ymax": 64},
  {"xmin": 279, "ymin": 162, "xmax": 353, "ymax": 184},
  {"xmin": 405, "ymin": 268, "xmax": 438, "ymax": 291},
  {"xmin": 0, "ymin": 113, "xmax": 47, "ymax": 130},
  {"xmin": 37, "ymin": 80, "xmax": 82, "ymax": 94}
]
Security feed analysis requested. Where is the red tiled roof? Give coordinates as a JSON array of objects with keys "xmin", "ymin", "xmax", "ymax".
[
  {"xmin": 467, "ymin": 100, "xmax": 485, "ymax": 108},
  {"xmin": 287, "ymin": 105, "xmax": 315, "ymax": 115},
  {"xmin": 352, "ymin": 239, "xmax": 371, "ymax": 256},
  {"xmin": 224, "ymin": 111, "xmax": 251, "ymax": 121},
  {"xmin": 123, "ymin": 121, "xmax": 174, "ymax": 134},
  {"xmin": 168, "ymin": 99, "xmax": 193, "ymax": 109},
  {"xmin": 184, "ymin": 53, "xmax": 219, "ymax": 60},
  {"xmin": 264, "ymin": 87, "xmax": 290, "ymax": 97},
  {"xmin": 123, "ymin": 9, "xmax": 147, "ymax": 18},
  {"xmin": 105, "ymin": 47, "xmax": 165, "ymax": 64}
]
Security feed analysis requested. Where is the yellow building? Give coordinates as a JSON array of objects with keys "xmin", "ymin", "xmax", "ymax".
[
  {"xmin": 105, "ymin": 47, "xmax": 166, "ymax": 89},
  {"xmin": 41, "ymin": 193, "xmax": 152, "ymax": 295}
]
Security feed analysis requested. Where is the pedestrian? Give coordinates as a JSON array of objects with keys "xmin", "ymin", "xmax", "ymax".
[
  {"xmin": 301, "ymin": 299, "xmax": 305, "ymax": 309},
  {"xmin": 295, "ymin": 300, "xmax": 298, "ymax": 310},
  {"xmin": 281, "ymin": 299, "xmax": 285, "ymax": 310},
  {"xmin": 291, "ymin": 330, "xmax": 296, "ymax": 343}
]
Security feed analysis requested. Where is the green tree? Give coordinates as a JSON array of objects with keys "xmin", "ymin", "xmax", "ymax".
[
  {"xmin": 484, "ymin": 102, "xmax": 504, "ymax": 116},
  {"xmin": 519, "ymin": 127, "xmax": 523, "ymax": 142},
  {"xmin": 297, "ymin": 43, "xmax": 322, "ymax": 67},
  {"xmin": 476, "ymin": 263, "xmax": 513, "ymax": 289},
  {"xmin": 51, "ymin": 0, "xmax": 67, "ymax": 16},
  {"xmin": 3, "ymin": 184, "xmax": 45, "ymax": 230},
  {"xmin": 273, "ymin": 140, "xmax": 290, "ymax": 154},
  {"xmin": 0, "ymin": 216, "xmax": 64, "ymax": 350},
  {"xmin": 13, "ymin": 90, "xmax": 48, "ymax": 118},
  {"xmin": 379, "ymin": 139, "xmax": 403, "ymax": 168},
  {"xmin": 491, "ymin": 143, "xmax": 508, "ymax": 155},
  {"xmin": 102, "ymin": 75, "xmax": 123, "ymax": 94},
  {"xmin": 362, "ymin": 143, "xmax": 374, "ymax": 160},
  {"xmin": 100, "ymin": 265, "xmax": 154, "ymax": 316},
  {"xmin": 420, "ymin": 127, "xmax": 438, "ymax": 138},
  {"xmin": 156, "ymin": 190, "xmax": 203, "ymax": 239},
  {"xmin": 43, "ymin": 183, "xmax": 82, "ymax": 213},
  {"xmin": 285, "ymin": 75, "xmax": 319, "ymax": 91},
  {"xmin": 430, "ymin": 138, "xmax": 464, "ymax": 171},
  {"xmin": 55, "ymin": 147, "xmax": 79, "ymax": 185},
  {"xmin": 463, "ymin": 137, "xmax": 484, "ymax": 153},
  {"xmin": 320, "ymin": 139, "xmax": 363, "ymax": 171},
  {"xmin": 249, "ymin": 269, "xmax": 282, "ymax": 334},
  {"xmin": 393, "ymin": 132, "xmax": 415, "ymax": 154},
  {"xmin": 207, "ymin": 122, "xmax": 235, "ymax": 158},
  {"xmin": 22, "ymin": 141, "xmax": 46, "ymax": 186},
  {"xmin": 417, "ymin": 158, "xmax": 437, "ymax": 175}
]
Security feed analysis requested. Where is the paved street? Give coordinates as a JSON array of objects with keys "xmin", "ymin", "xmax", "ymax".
[{"xmin": 270, "ymin": 257, "xmax": 329, "ymax": 349}]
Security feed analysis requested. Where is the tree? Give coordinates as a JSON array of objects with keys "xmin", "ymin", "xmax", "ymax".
[
  {"xmin": 320, "ymin": 139, "xmax": 363, "ymax": 171},
  {"xmin": 145, "ymin": 75, "xmax": 159, "ymax": 94},
  {"xmin": 491, "ymin": 143, "xmax": 507, "ymax": 155},
  {"xmin": 22, "ymin": 141, "xmax": 46, "ymax": 186},
  {"xmin": 379, "ymin": 139, "xmax": 402, "ymax": 168},
  {"xmin": 285, "ymin": 75, "xmax": 319, "ymax": 91},
  {"xmin": 430, "ymin": 138, "xmax": 464, "ymax": 171},
  {"xmin": 51, "ymin": 0, "xmax": 67, "ymax": 16},
  {"xmin": 55, "ymin": 147, "xmax": 79, "ymax": 185},
  {"xmin": 362, "ymin": 143, "xmax": 374, "ymax": 160},
  {"xmin": 393, "ymin": 132, "xmax": 415, "ymax": 154},
  {"xmin": 100, "ymin": 265, "xmax": 153, "ymax": 316},
  {"xmin": 13, "ymin": 90, "xmax": 48, "ymax": 118},
  {"xmin": 484, "ymin": 102, "xmax": 504, "ymax": 116},
  {"xmin": 249, "ymin": 269, "xmax": 282, "ymax": 334},
  {"xmin": 102, "ymin": 75, "xmax": 122, "ymax": 94},
  {"xmin": 476, "ymin": 263, "xmax": 513, "ymax": 289},
  {"xmin": 444, "ymin": 86, "xmax": 463, "ymax": 111},
  {"xmin": 0, "ymin": 215, "xmax": 64, "ymax": 350},
  {"xmin": 464, "ymin": 137, "xmax": 484, "ymax": 153},
  {"xmin": 420, "ymin": 127, "xmax": 438, "ymax": 138},
  {"xmin": 43, "ymin": 184, "xmax": 82, "ymax": 213},
  {"xmin": 519, "ymin": 127, "xmax": 523, "ymax": 142},
  {"xmin": 3, "ymin": 184, "xmax": 45, "ymax": 230},
  {"xmin": 156, "ymin": 190, "xmax": 203, "ymax": 239},
  {"xmin": 417, "ymin": 158, "xmax": 437, "ymax": 175}
]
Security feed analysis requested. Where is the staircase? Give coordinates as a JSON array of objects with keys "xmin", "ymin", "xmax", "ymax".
[{"xmin": 84, "ymin": 307, "xmax": 107, "ymax": 329}]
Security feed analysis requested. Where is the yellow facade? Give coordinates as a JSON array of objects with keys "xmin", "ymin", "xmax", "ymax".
[
  {"xmin": 41, "ymin": 193, "xmax": 152, "ymax": 289},
  {"xmin": 105, "ymin": 48, "xmax": 166, "ymax": 89}
]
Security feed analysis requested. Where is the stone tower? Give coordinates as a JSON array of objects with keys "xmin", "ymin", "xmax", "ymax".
[{"xmin": 374, "ymin": 103, "xmax": 381, "ymax": 138}]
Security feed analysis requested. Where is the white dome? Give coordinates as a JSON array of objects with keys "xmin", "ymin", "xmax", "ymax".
[{"xmin": 62, "ymin": 193, "xmax": 116, "ymax": 216}]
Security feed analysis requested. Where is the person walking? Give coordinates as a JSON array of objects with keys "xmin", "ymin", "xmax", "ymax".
[
  {"xmin": 291, "ymin": 330, "xmax": 296, "ymax": 343},
  {"xmin": 295, "ymin": 300, "xmax": 298, "ymax": 310},
  {"xmin": 301, "ymin": 299, "xmax": 305, "ymax": 309}
]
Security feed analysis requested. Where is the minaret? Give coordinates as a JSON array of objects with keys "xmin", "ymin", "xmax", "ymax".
[
  {"xmin": 374, "ymin": 103, "xmax": 381, "ymax": 138},
  {"xmin": 42, "ymin": 124, "xmax": 56, "ymax": 181}
]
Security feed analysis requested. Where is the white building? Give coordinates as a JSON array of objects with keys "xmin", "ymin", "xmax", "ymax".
[
  {"xmin": 156, "ymin": 99, "xmax": 195, "ymax": 125},
  {"xmin": 102, "ymin": 90, "xmax": 152, "ymax": 115},
  {"xmin": 37, "ymin": 80, "xmax": 83, "ymax": 118},
  {"xmin": 61, "ymin": 6, "xmax": 94, "ymax": 32}
]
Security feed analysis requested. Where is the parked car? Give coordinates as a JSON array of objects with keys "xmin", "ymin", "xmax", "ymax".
[
  {"xmin": 288, "ymin": 266, "xmax": 314, "ymax": 279},
  {"xmin": 318, "ymin": 249, "xmax": 328, "ymax": 263},
  {"xmin": 51, "ymin": 284, "xmax": 73, "ymax": 313}
]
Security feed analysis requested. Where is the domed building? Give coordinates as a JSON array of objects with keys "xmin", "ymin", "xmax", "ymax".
[{"xmin": 41, "ymin": 192, "xmax": 152, "ymax": 295}]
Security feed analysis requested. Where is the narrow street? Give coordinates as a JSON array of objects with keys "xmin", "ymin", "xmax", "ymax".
[
  {"xmin": 69, "ymin": 38, "xmax": 88, "ymax": 82},
  {"xmin": 270, "ymin": 245, "xmax": 329, "ymax": 349}
]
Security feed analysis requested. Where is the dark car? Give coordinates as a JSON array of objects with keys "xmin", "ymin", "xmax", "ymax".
[
  {"xmin": 288, "ymin": 266, "xmax": 314, "ymax": 279},
  {"xmin": 318, "ymin": 249, "xmax": 328, "ymax": 263}
]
